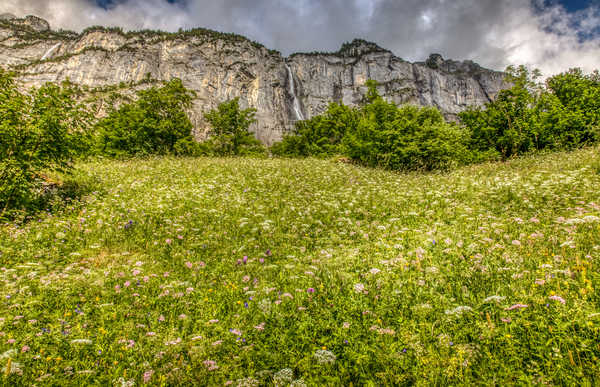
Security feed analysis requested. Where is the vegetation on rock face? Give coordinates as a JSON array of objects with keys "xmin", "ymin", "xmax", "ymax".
[
  {"xmin": 1, "ymin": 147, "xmax": 600, "ymax": 384},
  {"xmin": 0, "ymin": 69, "xmax": 92, "ymax": 219}
]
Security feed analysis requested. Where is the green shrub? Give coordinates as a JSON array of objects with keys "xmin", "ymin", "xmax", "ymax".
[
  {"xmin": 344, "ymin": 103, "xmax": 472, "ymax": 171},
  {"xmin": 272, "ymin": 80, "xmax": 472, "ymax": 170},
  {"xmin": 460, "ymin": 66, "xmax": 600, "ymax": 158},
  {"xmin": 0, "ymin": 69, "xmax": 91, "ymax": 218},
  {"xmin": 271, "ymin": 102, "xmax": 357, "ymax": 157},
  {"xmin": 96, "ymin": 79, "xmax": 196, "ymax": 156},
  {"xmin": 203, "ymin": 98, "xmax": 265, "ymax": 156}
]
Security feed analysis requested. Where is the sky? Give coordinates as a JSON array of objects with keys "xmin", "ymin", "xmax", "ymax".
[{"xmin": 2, "ymin": 0, "xmax": 599, "ymax": 76}]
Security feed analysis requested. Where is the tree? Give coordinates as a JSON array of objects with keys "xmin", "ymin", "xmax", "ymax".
[
  {"xmin": 96, "ymin": 78, "xmax": 196, "ymax": 156},
  {"xmin": 0, "ymin": 69, "xmax": 91, "ymax": 218},
  {"xmin": 203, "ymin": 98, "xmax": 263, "ymax": 155}
]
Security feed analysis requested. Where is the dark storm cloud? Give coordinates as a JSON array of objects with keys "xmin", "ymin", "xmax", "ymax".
[{"xmin": 3, "ymin": 0, "xmax": 599, "ymax": 75}]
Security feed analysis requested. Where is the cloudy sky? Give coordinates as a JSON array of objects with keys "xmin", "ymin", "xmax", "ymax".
[{"xmin": 2, "ymin": 0, "xmax": 599, "ymax": 76}]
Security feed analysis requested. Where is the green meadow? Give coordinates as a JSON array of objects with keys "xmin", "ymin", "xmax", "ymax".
[{"xmin": 1, "ymin": 147, "xmax": 600, "ymax": 385}]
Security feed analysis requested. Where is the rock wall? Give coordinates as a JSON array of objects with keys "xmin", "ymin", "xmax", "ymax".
[{"xmin": 0, "ymin": 16, "xmax": 509, "ymax": 145}]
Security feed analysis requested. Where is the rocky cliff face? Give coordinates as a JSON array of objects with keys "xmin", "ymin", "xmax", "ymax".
[{"xmin": 0, "ymin": 16, "xmax": 509, "ymax": 145}]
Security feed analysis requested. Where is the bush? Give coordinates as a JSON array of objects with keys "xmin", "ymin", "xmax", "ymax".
[
  {"xmin": 203, "ymin": 98, "xmax": 265, "ymax": 156},
  {"xmin": 272, "ymin": 80, "xmax": 473, "ymax": 170},
  {"xmin": 0, "ymin": 69, "xmax": 91, "ymax": 218},
  {"xmin": 271, "ymin": 102, "xmax": 357, "ymax": 157},
  {"xmin": 460, "ymin": 66, "xmax": 600, "ymax": 159},
  {"xmin": 96, "ymin": 79, "xmax": 196, "ymax": 156}
]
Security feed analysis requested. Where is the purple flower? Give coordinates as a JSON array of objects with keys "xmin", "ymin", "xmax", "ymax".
[
  {"xmin": 307, "ymin": 288, "xmax": 315, "ymax": 294},
  {"xmin": 242, "ymin": 256, "xmax": 248, "ymax": 264},
  {"xmin": 265, "ymin": 249, "xmax": 272, "ymax": 256}
]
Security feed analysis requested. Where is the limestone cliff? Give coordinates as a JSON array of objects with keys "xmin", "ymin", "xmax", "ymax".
[{"xmin": 0, "ymin": 16, "xmax": 509, "ymax": 145}]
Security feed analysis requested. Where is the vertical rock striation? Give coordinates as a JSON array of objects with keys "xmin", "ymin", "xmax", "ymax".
[{"xmin": 0, "ymin": 17, "xmax": 509, "ymax": 145}]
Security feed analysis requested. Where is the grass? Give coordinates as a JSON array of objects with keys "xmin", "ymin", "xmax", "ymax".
[{"xmin": 1, "ymin": 147, "xmax": 600, "ymax": 385}]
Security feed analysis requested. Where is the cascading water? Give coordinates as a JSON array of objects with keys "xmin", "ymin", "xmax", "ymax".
[
  {"xmin": 285, "ymin": 63, "xmax": 305, "ymax": 121},
  {"xmin": 41, "ymin": 43, "xmax": 61, "ymax": 61}
]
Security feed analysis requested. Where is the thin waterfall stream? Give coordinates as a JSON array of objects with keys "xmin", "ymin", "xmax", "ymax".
[
  {"xmin": 41, "ymin": 43, "xmax": 61, "ymax": 61},
  {"xmin": 285, "ymin": 63, "xmax": 305, "ymax": 121}
]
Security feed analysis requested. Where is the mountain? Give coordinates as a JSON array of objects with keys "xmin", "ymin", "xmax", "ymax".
[{"xmin": 0, "ymin": 15, "xmax": 509, "ymax": 144}]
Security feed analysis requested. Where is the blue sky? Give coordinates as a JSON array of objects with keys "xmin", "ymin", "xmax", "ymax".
[
  {"xmin": 560, "ymin": 0, "xmax": 596, "ymax": 11},
  {"xmin": 4, "ymin": 0, "xmax": 600, "ymax": 75}
]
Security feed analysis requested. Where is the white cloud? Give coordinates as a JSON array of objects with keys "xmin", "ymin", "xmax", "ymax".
[{"xmin": 2, "ymin": 0, "xmax": 599, "ymax": 76}]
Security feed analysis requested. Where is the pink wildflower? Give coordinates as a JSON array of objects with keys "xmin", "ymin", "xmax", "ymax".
[
  {"xmin": 158, "ymin": 315, "xmax": 165, "ymax": 322},
  {"xmin": 203, "ymin": 360, "xmax": 219, "ymax": 371},
  {"xmin": 185, "ymin": 261, "xmax": 193, "ymax": 269},
  {"xmin": 132, "ymin": 269, "xmax": 141, "ymax": 276},
  {"xmin": 143, "ymin": 370, "xmax": 154, "ymax": 383},
  {"xmin": 505, "ymin": 304, "xmax": 528, "ymax": 311},
  {"xmin": 146, "ymin": 332, "xmax": 156, "ymax": 336},
  {"xmin": 549, "ymin": 295, "xmax": 566, "ymax": 304},
  {"xmin": 254, "ymin": 322, "xmax": 265, "ymax": 331},
  {"xmin": 124, "ymin": 281, "xmax": 131, "ymax": 288},
  {"xmin": 165, "ymin": 238, "xmax": 172, "ymax": 244},
  {"xmin": 21, "ymin": 345, "xmax": 29, "ymax": 353}
]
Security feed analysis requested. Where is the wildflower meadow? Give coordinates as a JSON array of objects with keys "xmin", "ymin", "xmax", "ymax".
[{"xmin": 1, "ymin": 147, "xmax": 600, "ymax": 385}]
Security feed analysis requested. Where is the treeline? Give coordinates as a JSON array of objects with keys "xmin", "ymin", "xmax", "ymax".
[
  {"xmin": 1, "ymin": 65, "xmax": 598, "ymax": 218},
  {"xmin": 0, "ymin": 69, "xmax": 262, "ymax": 218},
  {"xmin": 272, "ymin": 66, "xmax": 600, "ymax": 170}
]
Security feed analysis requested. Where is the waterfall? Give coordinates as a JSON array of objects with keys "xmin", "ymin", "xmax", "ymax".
[
  {"xmin": 41, "ymin": 43, "xmax": 61, "ymax": 61},
  {"xmin": 285, "ymin": 63, "xmax": 305, "ymax": 121}
]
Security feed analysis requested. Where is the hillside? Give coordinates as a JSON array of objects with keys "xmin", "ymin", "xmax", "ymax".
[
  {"xmin": 0, "ymin": 14, "xmax": 508, "ymax": 144},
  {"xmin": 1, "ymin": 147, "xmax": 599, "ymax": 384}
]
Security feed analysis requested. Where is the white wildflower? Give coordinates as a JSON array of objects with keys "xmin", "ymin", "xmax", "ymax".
[
  {"xmin": 314, "ymin": 349, "xmax": 336, "ymax": 364},
  {"xmin": 445, "ymin": 306, "xmax": 473, "ymax": 316},
  {"xmin": 483, "ymin": 295, "xmax": 506, "ymax": 303},
  {"xmin": 70, "ymin": 339, "xmax": 93, "ymax": 345},
  {"xmin": 273, "ymin": 368, "xmax": 294, "ymax": 386}
]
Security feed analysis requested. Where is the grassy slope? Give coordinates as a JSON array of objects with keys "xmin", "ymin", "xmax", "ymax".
[{"xmin": 1, "ymin": 148, "xmax": 600, "ymax": 385}]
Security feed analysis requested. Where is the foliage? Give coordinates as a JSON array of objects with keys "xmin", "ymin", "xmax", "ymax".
[
  {"xmin": 96, "ymin": 79, "xmax": 196, "ymax": 157},
  {"xmin": 460, "ymin": 66, "xmax": 600, "ymax": 159},
  {"xmin": 271, "ymin": 103, "xmax": 357, "ymax": 157},
  {"xmin": 203, "ymin": 98, "xmax": 265, "ymax": 156},
  {"xmin": 272, "ymin": 80, "xmax": 473, "ymax": 170},
  {"xmin": 0, "ymin": 69, "xmax": 92, "ymax": 218},
  {"xmin": 1, "ymin": 148, "xmax": 600, "ymax": 384}
]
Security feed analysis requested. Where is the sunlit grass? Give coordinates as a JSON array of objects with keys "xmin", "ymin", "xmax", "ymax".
[{"xmin": 1, "ymin": 147, "xmax": 600, "ymax": 385}]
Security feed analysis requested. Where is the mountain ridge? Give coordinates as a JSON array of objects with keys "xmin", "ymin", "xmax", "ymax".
[{"xmin": 0, "ymin": 15, "xmax": 509, "ymax": 144}]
